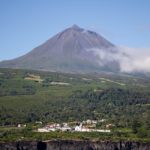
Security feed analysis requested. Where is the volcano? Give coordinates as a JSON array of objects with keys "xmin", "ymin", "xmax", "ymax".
[{"xmin": 0, "ymin": 25, "xmax": 121, "ymax": 73}]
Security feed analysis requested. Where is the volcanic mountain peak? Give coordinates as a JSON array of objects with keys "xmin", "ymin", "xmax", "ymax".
[
  {"xmin": 0, "ymin": 25, "xmax": 121, "ymax": 73},
  {"xmin": 71, "ymin": 24, "xmax": 81, "ymax": 30}
]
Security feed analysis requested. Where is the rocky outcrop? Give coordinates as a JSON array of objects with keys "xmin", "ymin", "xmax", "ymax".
[
  {"xmin": 46, "ymin": 140, "xmax": 150, "ymax": 150},
  {"xmin": 0, "ymin": 141, "xmax": 38, "ymax": 150},
  {"xmin": 0, "ymin": 140, "xmax": 150, "ymax": 150}
]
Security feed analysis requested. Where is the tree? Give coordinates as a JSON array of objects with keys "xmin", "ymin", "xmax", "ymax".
[{"xmin": 132, "ymin": 119, "xmax": 141, "ymax": 134}]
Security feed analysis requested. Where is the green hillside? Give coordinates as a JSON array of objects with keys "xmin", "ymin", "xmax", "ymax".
[{"xmin": 0, "ymin": 68, "xmax": 150, "ymax": 141}]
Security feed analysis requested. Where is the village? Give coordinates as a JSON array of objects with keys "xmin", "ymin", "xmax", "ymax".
[{"xmin": 37, "ymin": 119, "xmax": 112, "ymax": 133}]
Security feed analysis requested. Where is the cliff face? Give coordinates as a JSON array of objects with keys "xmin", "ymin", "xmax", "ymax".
[
  {"xmin": 0, "ymin": 140, "xmax": 150, "ymax": 150},
  {"xmin": 0, "ymin": 141, "xmax": 38, "ymax": 150},
  {"xmin": 45, "ymin": 140, "xmax": 150, "ymax": 150}
]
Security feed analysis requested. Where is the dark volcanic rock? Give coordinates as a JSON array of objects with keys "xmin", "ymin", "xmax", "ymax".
[
  {"xmin": 0, "ymin": 140, "xmax": 150, "ymax": 150},
  {"xmin": 46, "ymin": 140, "xmax": 150, "ymax": 150},
  {"xmin": 0, "ymin": 141, "xmax": 37, "ymax": 150}
]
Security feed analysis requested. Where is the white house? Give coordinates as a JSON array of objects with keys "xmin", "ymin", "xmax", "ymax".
[{"xmin": 38, "ymin": 128, "xmax": 49, "ymax": 132}]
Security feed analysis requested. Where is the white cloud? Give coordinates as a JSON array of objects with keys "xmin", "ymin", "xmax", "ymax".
[
  {"xmin": 118, "ymin": 46, "xmax": 150, "ymax": 73},
  {"xmin": 87, "ymin": 46, "xmax": 150, "ymax": 73}
]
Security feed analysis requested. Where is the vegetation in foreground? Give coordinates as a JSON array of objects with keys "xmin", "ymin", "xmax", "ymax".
[
  {"xmin": 0, "ymin": 68, "xmax": 150, "ymax": 142},
  {"xmin": 0, "ymin": 126, "xmax": 150, "ymax": 143}
]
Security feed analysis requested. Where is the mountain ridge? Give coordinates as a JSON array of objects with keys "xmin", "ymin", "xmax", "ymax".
[{"xmin": 0, "ymin": 25, "xmax": 121, "ymax": 73}]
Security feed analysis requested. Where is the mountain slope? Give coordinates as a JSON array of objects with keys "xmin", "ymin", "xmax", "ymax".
[{"xmin": 0, "ymin": 25, "xmax": 121, "ymax": 73}]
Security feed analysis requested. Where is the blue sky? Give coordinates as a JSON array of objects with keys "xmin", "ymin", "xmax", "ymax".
[{"xmin": 0, "ymin": 0, "xmax": 150, "ymax": 61}]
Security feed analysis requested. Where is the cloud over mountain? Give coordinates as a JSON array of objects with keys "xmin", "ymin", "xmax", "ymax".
[
  {"xmin": 118, "ymin": 47, "xmax": 150, "ymax": 73},
  {"xmin": 89, "ymin": 46, "xmax": 150, "ymax": 73}
]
